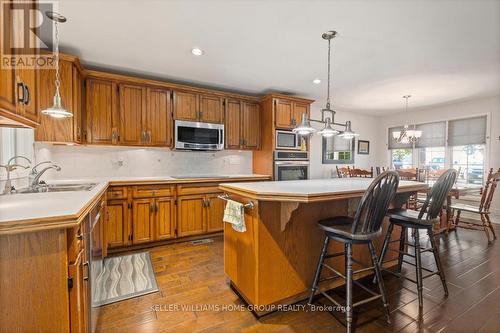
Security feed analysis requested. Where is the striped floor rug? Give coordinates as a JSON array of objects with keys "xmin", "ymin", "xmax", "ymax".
[{"xmin": 94, "ymin": 252, "xmax": 159, "ymax": 306}]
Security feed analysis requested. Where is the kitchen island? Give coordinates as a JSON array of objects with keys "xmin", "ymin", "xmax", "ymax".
[{"xmin": 219, "ymin": 178, "xmax": 428, "ymax": 314}]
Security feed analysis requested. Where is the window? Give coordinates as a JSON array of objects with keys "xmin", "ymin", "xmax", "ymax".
[
  {"xmin": 418, "ymin": 147, "xmax": 446, "ymax": 170},
  {"xmin": 452, "ymin": 145, "xmax": 485, "ymax": 185},
  {"xmin": 391, "ymin": 149, "xmax": 413, "ymax": 169},
  {"xmin": 322, "ymin": 136, "xmax": 354, "ymax": 164},
  {"xmin": 0, "ymin": 127, "xmax": 34, "ymax": 179}
]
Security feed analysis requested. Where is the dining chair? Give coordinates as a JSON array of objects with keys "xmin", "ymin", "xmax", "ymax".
[
  {"xmin": 350, "ymin": 167, "xmax": 374, "ymax": 178},
  {"xmin": 336, "ymin": 166, "xmax": 351, "ymax": 178},
  {"xmin": 451, "ymin": 168, "xmax": 500, "ymax": 243}
]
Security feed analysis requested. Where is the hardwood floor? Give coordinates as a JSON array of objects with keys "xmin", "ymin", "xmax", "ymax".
[{"xmin": 97, "ymin": 224, "xmax": 500, "ymax": 333}]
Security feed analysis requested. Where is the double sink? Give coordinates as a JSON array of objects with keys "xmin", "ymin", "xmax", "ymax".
[{"xmin": 15, "ymin": 183, "xmax": 97, "ymax": 194}]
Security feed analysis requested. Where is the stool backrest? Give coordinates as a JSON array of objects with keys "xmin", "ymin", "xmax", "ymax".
[
  {"xmin": 419, "ymin": 169, "xmax": 457, "ymax": 220},
  {"xmin": 351, "ymin": 171, "xmax": 400, "ymax": 235}
]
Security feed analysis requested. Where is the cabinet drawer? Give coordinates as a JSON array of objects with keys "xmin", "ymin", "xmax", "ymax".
[
  {"xmin": 107, "ymin": 186, "xmax": 128, "ymax": 199},
  {"xmin": 177, "ymin": 183, "xmax": 221, "ymax": 196},
  {"xmin": 132, "ymin": 185, "xmax": 174, "ymax": 198}
]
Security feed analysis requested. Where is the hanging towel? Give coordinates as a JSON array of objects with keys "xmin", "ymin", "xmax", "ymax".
[{"xmin": 223, "ymin": 199, "xmax": 246, "ymax": 232}]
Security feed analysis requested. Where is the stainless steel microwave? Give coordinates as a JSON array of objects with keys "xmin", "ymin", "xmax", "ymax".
[
  {"xmin": 175, "ymin": 120, "xmax": 224, "ymax": 151},
  {"xmin": 275, "ymin": 130, "xmax": 300, "ymax": 150}
]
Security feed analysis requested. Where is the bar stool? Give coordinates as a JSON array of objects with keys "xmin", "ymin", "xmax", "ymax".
[
  {"xmin": 308, "ymin": 171, "xmax": 400, "ymax": 333},
  {"xmin": 377, "ymin": 169, "xmax": 457, "ymax": 312}
]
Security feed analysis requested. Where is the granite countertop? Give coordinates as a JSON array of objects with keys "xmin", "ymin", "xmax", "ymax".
[
  {"xmin": 219, "ymin": 178, "xmax": 429, "ymax": 203},
  {"xmin": 0, "ymin": 174, "xmax": 269, "ymax": 233}
]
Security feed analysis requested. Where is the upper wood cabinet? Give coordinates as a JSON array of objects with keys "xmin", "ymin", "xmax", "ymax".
[
  {"xmin": 173, "ymin": 91, "xmax": 223, "ymax": 123},
  {"xmin": 35, "ymin": 56, "xmax": 83, "ymax": 143},
  {"xmin": 0, "ymin": 0, "xmax": 39, "ymax": 127},
  {"xmin": 119, "ymin": 83, "xmax": 146, "ymax": 146},
  {"xmin": 225, "ymin": 99, "xmax": 260, "ymax": 150},
  {"xmin": 146, "ymin": 87, "xmax": 172, "ymax": 146},
  {"xmin": 274, "ymin": 98, "xmax": 310, "ymax": 129},
  {"xmin": 86, "ymin": 78, "xmax": 118, "ymax": 145}
]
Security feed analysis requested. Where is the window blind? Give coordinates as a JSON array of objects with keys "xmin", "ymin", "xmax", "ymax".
[
  {"xmin": 448, "ymin": 116, "xmax": 487, "ymax": 146},
  {"xmin": 415, "ymin": 121, "xmax": 446, "ymax": 148},
  {"xmin": 388, "ymin": 126, "xmax": 413, "ymax": 149}
]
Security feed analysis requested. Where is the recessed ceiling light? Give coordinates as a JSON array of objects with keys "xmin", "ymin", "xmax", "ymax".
[
  {"xmin": 312, "ymin": 78, "xmax": 321, "ymax": 84},
  {"xmin": 191, "ymin": 48, "xmax": 204, "ymax": 56}
]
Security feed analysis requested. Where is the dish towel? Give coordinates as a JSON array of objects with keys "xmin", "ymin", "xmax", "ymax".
[{"xmin": 223, "ymin": 199, "xmax": 246, "ymax": 232}]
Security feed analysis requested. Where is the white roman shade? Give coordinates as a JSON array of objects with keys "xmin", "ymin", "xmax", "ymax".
[
  {"xmin": 448, "ymin": 116, "xmax": 487, "ymax": 146},
  {"xmin": 415, "ymin": 121, "xmax": 446, "ymax": 148},
  {"xmin": 388, "ymin": 126, "xmax": 412, "ymax": 149}
]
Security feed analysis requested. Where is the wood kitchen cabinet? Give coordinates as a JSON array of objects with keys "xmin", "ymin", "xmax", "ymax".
[
  {"xmin": 177, "ymin": 195, "xmax": 206, "ymax": 237},
  {"xmin": 68, "ymin": 251, "xmax": 88, "ymax": 333},
  {"xmin": 132, "ymin": 198, "xmax": 154, "ymax": 244},
  {"xmin": 0, "ymin": 0, "xmax": 39, "ymax": 127},
  {"xmin": 206, "ymin": 193, "xmax": 225, "ymax": 233},
  {"xmin": 119, "ymin": 83, "xmax": 146, "ymax": 145},
  {"xmin": 146, "ymin": 87, "xmax": 172, "ymax": 146},
  {"xmin": 274, "ymin": 98, "xmax": 310, "ymax": 129},
  {"xmin": 85, "ymin": 78, "xmax": 119, "ymax": 144},
  {"xmin": 155, "ymin": 197, "xmax": 176, "ymax": 240},
  {"xmin": 224, "ymin": 99, "xmax": 260, "ymax": 150},
  {"xmin": 106, "ymin": 199, "xmax": 129, "ymax": 248},
  {"xmin": 35, "ymin": 55, "xmax": 83, "ymax": 143},
  {"xmin": 173, "ymin": 90, "xmax": 223, "ymax": 123}
]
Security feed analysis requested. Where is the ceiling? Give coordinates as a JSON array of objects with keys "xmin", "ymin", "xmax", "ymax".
[{"xmin": 49, "ymin": 0, "xmax": 500, "ymax": 115}]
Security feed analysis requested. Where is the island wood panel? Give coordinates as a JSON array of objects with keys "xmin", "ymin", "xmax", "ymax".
[
  {"xmin": 86, "ymin": 78, "xmax": 118, "ymax": 144},
  {"xmin": 155, "ymin": 197, "xmax": 176, "ymax": 240},
  {"xmin": 223, "ymin": 193, "xmax": 408, "ymax": 308},
  {"xmin": 241, "ymin": 101, "xmax": 260, "ymax": 149},
  {"xmin": 177, "ymin": 195, "xmax": 207, "ymax": 237},
  {"xmin": 132, "ymin": 199, "xmax": 154, "ymax": 244},
  {"xmin": 274, "ymin": 98, "xmax": 293, "ymax": 129},
  {"xmin": 35, "ymin": 59, "xmax": 75, "ymax": 142},
  {"xmin": 146, "ymin": 87, "xmax": 172, "ymax": 146},
  {"xmin": 68, "ymin": 251, "xmax": 88, "ymax": 333},
  {"xmin": 119, "ymin": 83, "xmax": 146, "ymax": 145},
  {"xmin": 173, "ymin": 90, "xmax": 198, "ymax": 121},
  {"xmin": 200, "ymin": 94, "xmax": 223, "ymax": 123},
  {"xmin": 0, "ymin": 229, "xmax": 70, "ymax": 332},
  {"xmin": 225, "ymin": 99, "xmax": 242, "ymax": 149}
]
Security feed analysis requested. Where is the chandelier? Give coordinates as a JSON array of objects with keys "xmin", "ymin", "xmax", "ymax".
[
  {"xmin": 292, "ymin": 31, "xmax": 358, "ymax": 139},
  {"xmin": 392, "ymin": 95, "xmax": 421, "ymax": 144}
]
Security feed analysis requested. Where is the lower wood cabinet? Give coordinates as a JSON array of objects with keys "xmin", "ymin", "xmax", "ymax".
[
  {"xmin": 132, "ymin": 198, "xmax": 154, "ymax": 244},
  {"xmin": 106, "ymin": 199, "xmax": 129, "ymax": 248},
  {"xmin": 68, "ymin": 251, "xmax": 88, "ymax": 333},
  {"xmin": 206, "ymin": 193, "xmax": 225, "ymax": 233},
  {"xmin": 156, "ymin": 197, "xmax": 176, "ymax": 240},
  {"xmin": 177, "ymin": 194, "xmax": 207, "ymax": 237}
]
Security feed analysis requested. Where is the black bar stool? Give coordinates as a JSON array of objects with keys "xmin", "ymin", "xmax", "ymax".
[
  {"xmin": 377, "ymin": 169, "xmax": 457, "ymax": 313},
  {"xmin": 308, "ymin": 171, "xmax": 400, "ymax": 333}
]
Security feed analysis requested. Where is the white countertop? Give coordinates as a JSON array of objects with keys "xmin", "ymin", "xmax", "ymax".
[
  {"xmin": 220, "ymin": 178, "xmax": 428, "ymax": 202},
  {"xmin": 0, "ymin": 174, "xmax": 269, "ymax": 229}
]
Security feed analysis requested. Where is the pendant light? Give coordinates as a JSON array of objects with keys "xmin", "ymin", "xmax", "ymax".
[
  {"xmin": 392, "ymin": 95, "xmax": 421, "ymax": 144},
  {"xmin": 293, "ymin": 31, "xmax": 358, "ymax": 139},
  {"xmin": 41, "ymin": 11, "xmax": 72, "ymax": 119}
]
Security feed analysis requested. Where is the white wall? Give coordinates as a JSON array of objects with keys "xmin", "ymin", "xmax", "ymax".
[
  {"xmin": 34, "ymin": 144, "xmax": 253, "ymax": 180},
  {"xmin": 309, "ymin": 102, "xmax": 382, "ymax": 179},
  {"xmin": 378, "ymin": 95, "xmax": 500, "ymax": 218}
]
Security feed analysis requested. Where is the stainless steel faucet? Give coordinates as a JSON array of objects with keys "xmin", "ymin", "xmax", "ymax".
[
  {"xmin": 0, "ymin": 156, "xmax": 31, "ymax": 195},
  {"xmin": 30, "ymin": 164, "xmax": 61, "ymax": 189},
  {"xmin": 29, "ymin": 161, "xmax": 53, "ymax": 185}
]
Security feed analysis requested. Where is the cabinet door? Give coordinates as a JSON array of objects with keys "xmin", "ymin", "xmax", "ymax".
[
  {"xmin": 86, "ymin": 78, "xmax": 118, "ymax": 144},
  {"xmin": 0, "ymin": 0, "xmax": 16, "ymax": 113},
  {"xmin": 146, "ymin": 87, "xmax": 172, "ymax": 146},
  {"xmin": 173, "ymin": 90, "xmax": 198, "ymax": 121},
  {"xmin": 241, "ymin": 101, "xmax": 260, "ymax": 149},
  {"xmin": 119, "ymin": 83, "xmax": 146, "ymax": 145},
  {"xmin": 132, "ymin": 199, "xmax": 154, "ymax": 244},
  {"xmin": 199, "ymin": 94, "xmax": 223, "ymax": 123},
  {"xmin": 73, "ymin": 66, "xmax": 83, "ymax": 143},
  {"xmin": 177, "ymin": 195, "xmax": 206, "ymax": 237},
  {"xmin": 35, "ymin": 59, "xmax": 74, "ymax": 142},
  {"xmin": 155, "ymin": 197, "xmax": 175, "ymax": 240},
  {"xmin": 68, "ymin": 252, "xmax": 88, "ymax": 333},
  {"xmin": 224, "ymin": 99, "xmax": 241, "ymax": 149},
  {"xmin": 106, "ymin": 200, "xmax": 128, "ymax": 248},
  {"xmin": 274, "ymin": 99, "xmax": 293, "ymax": 129},
  {"xmin": 206, "ymin": 193, "xmax": 225, "ymax": 233},
  {"xmin": 292, "ymin": 102, "xmax": 309, "ymax": 127}
]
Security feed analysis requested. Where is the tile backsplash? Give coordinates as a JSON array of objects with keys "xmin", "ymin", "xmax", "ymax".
[{"xmin": 34, "ymin": 143, "xmax": 253, "ymax": 180}]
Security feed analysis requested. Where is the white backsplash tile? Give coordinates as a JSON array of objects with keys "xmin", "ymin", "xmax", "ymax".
[{"xmin": 34, "ymin": 143, "xmax": 253, "ymax": 180}]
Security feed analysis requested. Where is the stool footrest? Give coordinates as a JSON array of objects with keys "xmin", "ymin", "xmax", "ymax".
[
  {"xmin": 353, "ymin": 294, "xmax": 382, "ymax": 308},
  {"xmin": 320, "ymin": 291, "xmax": 342, "ymax": 308},
  {"xmin": 325, "ymin": 252, "xmax": 345, "ymax": 259},
  {"xmin": 322, "ymin": 263, "xmax": 346, "ymax": 279},
  {"xmin": 402, "ymin": 259, "xmax": 436, "ymax": 273}
]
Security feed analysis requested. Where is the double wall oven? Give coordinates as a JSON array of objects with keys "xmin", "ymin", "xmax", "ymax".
[{"xmin": 274, "ymin": 151, "xmax": 309, "ymax": 181}]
